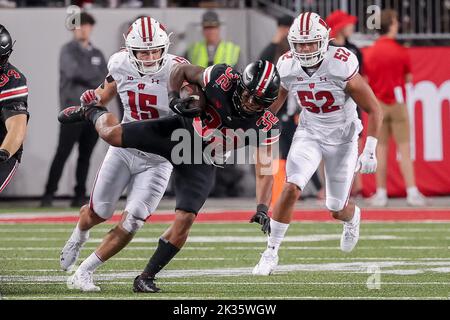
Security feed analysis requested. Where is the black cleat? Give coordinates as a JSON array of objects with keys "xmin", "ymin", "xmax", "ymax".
[
  {"xmin": 58, "ymin": 105, "xmax": 87, "ymax": 124},
  {"xmin": 133, "ymin": 275, "xmax": 161, "ymax": 293}
]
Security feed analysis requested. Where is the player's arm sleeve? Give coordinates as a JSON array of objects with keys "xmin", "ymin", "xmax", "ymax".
[
  {"xmin": 333, "ymin": 50, "xmax": 359, "ymax": 89},
  {"xmin": 276, "ymin": 56, "xmax": 289, "ymax": 91},
  {"xmin": 1, "ymin": 75, "xmax": 29, "ymax": 122},
  {"xmin": 202, "ymin": 64, "xmax": 231, "ymax": 88}
]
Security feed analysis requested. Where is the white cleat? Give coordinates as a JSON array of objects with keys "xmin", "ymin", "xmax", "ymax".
[
  {"xmin": 367, "ymin": 192, "xmax": 387, "ymax": 207},
  {"xmin": 67, "ymin": 269, "xmax": 100, "ymax": 292},
  {"xmin": 252, "ymin": 248, "xmax": 279, "ymax": 276},
  {"xmin": 407, "ymin": 192, "xmax": 427, "ymax": 207},
  {"xmin": 60, "ymin": 239, "xmax": 86, "ymax": 271},
  {"xmin": 340, "ymin": 207, "xmax": 361, "ymax": 253}
]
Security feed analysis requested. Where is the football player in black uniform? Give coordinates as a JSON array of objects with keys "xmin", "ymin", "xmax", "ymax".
[
  {"xmin": 0, "ymin": 25, "xmax": 29, "ymax": 193},
  {"xmin": 59, "ymin": 60, "xmax": 280, "ymax": 292}
]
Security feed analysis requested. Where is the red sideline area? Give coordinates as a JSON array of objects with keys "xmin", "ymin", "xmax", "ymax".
[{"xmin": 1, "ymin": 209, "xmax": 450, "ymax": 224}]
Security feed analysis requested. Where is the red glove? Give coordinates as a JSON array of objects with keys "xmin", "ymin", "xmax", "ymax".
[{"xmin": 80, "ymin": 89, "xmax": 100, "ymax": 107}]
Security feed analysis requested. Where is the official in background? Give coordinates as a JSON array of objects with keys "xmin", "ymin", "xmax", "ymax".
[
  {"xmin": 363, "ymin": 9, "xmax": 426, "ymax": 207},
  {"xmin": 0, "ymin": 25, "xmax": 29, "ymax": 193},
  {"xmin": 41, "ymin": 12, "xmax": 107, "ymax": 207},
  {"xmin": 186, "ymin": 10, "xmax": 241, "ymax": 69}
]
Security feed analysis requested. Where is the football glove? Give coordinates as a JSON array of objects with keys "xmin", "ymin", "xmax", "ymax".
[
  {"xmin": 356, "ymin": 136, "xmax": 378, "ymax": 174},
  {"xmin": 250, "ymin": 204, "xmax": 271, "ymax": 235},
  {"xmin": 80, "ymin": 89, "xmax": 101, "ymax": 107},
  {"xmin": 168, "ymin": 91, "xmax": 202, "ymax": 118}
]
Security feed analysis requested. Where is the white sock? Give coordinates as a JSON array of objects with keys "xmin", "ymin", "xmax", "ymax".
[
  {"xmin": 70, "ymin": 223, "xmax": 89, "ymax": 243},
  {"xmin": 407, "ymin": 186, "xmax": 419, "ymax": 197},
  {"xmin": 376, "ymin": 188, "xmax": 387, "ymax": 197},
  {"xmin": 79, "ymin": 252, "xmax": 104, "ymax": 272},
  {"xmin": 267, "ymin": 219, "xmax": 289, "ymax": 254},
  {"xmin": 347, "ymin": 206, "xmax": 360, "ymax": 224}
]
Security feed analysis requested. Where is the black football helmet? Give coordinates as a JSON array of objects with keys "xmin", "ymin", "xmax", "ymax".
[
  {"xmin": 0, "ymin": 25, "xmax": 14, "ymax": 72},
  {"xmin": 232, "ymin": 60, "xmax": 280, "ymax": 118}
]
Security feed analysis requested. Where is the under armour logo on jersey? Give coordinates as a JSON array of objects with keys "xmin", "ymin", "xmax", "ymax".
[
  {"xmin": 151, "ymin": 79, "xmax": 160, "ymax": 84},
  {"xmin": 128, "ymin": 76, "xmax": 134, "ymax": 81},
  {"xmin": 297, "ymin": 77, "xmax": 304, "ymax": 81},
  {"xmin": 320, "ymin": 76, "xmax": 327, "ymax": 81},
  {"xmin": 309, "ymin": 83, "xmax": 315, "ymax": 89},
  {"xmin": 138, "ymin": 83, "xmax": 145, "ymax": 90}
]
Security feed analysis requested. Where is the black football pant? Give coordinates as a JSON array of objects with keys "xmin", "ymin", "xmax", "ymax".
[
  {"xmin": 121, "ymin": 115, "xmax": 215, "ymax": 214},
  {"xmin": 0, "ymin": 157, "xmax": 19, "ymax": 193},
  {"xmin": 44, "ymin": 122, "xmax": 99, "ymax": 197}
]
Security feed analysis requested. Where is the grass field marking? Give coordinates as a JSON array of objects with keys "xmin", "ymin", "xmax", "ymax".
[
  {"xmin": 0, "ymin": 235, "xmax": 407, "ymax": 243},
  {"xmin": 3, "ymin": 257, "xmax": 450, "ymax": 262},
  {"xmin": 1, "ymin": 281, "xmax": 449, "ymax": 286},
  {"xmin": 2, "ymin": 260, "xmax": 450, "ymax": 282},
  {"xmin": 4, "ymin": 296, "xmax": 446, "ymax": 300},
  {"xmin": 1, "ymin": 245, "xmax": 448, "ymax": 251}
]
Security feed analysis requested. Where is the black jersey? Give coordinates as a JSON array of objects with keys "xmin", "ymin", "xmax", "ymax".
[
  {"xmin": 196, "ymin": 64, "xmax": 280, "ymax": 153},
  {"xmin": 0, "ymin": 62, "xmax": 29, "ymax": 160}
]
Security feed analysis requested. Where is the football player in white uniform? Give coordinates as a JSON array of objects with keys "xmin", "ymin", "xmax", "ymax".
[
  {"xmin": 61, "ymin": 17, "xmax": 190, "ymax": 291},
  {"xmin": 253, "ymin": 12, "xmax": 383, "ymax": 275}
]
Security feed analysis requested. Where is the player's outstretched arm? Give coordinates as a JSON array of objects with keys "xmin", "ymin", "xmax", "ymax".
[
  {"xmin": 0, "ymin": 114, "xmax": 27, "ymax": 162},
  {"xmin": 250, "ymin": 145, "xmax": 274, "ymax": 234},
  {"xmin": 345, "ymin": 73, "xmax": 384, "ymax": 174},
  {"xmin": 269, "ymin": 86, "xmax": 289, "ymax": 115},
  {"xmin": 80, "ymin": 75, "xmax": 117, "ymax": 108}
]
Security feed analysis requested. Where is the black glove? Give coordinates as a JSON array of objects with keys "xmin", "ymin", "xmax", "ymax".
[
  {"xmin": 250, "ymin": 204, "xmax": 271, "ymax": 235},
  {"xmin": 0, "ymin": 149, "xmax": 10, "ymax": 163},
  {"xmin": 168, "ymin": 91, "xmax": 202, "ymax": 118}
]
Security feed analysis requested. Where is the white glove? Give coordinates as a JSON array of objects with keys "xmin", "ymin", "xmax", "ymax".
[{"xmin": 356, "ymin": 136, "xmax": 378, "ymax": 174}]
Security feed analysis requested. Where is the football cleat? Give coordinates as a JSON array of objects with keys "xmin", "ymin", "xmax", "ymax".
[
  {"xmin": 57, "ymin": 106, "xmax": 88, "ymax": 124},
  {"xmin": 340, "ymin": 206, "xmax": 361, "ymax": 253},
  {"xmin": 133, "ymin": 275, "xmax": 161, "ymax": 293},
  {"xmin": 60, "ymin": 237, "xmax": 88, "ymax": 271},
  {"xmin": 407, "ymin": 192, "xmax": 427, "ymax": 207},
  {"xmin": 252, "ymin": 248, "xmax": 279, "ymax": 276},
  {"xmin": 367, "ymin": 191, "xmax": 387, "ymax": 207},
  {"xmin": 67, "ymin": 268, "xmax": 100, "ymax": 292}
]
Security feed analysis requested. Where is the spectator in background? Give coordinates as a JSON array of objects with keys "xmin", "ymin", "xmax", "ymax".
[
  {"xmin": 363, "ymin": 9, "xmax": 426, "ymax": 207},
  {"xmin": 41, "ymin": 12, "xmax": 107, "ymax": 207},
  {"xmin": 186, "ymin": 10, "xmax": 243, "ymax": 198},
  {"xmin": 326, "ymin": 10, "xmax": 363, "ymax": 197}
]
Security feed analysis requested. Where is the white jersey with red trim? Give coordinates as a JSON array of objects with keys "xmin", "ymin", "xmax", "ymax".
[
  {"xmin": 277, "ymin": 45, "xmax": 362, "ymax": 144},
  {"xmin": 107, "ymin": 51, "xmax": 189, "ymax": 160},
  {"xmin": 108, "ymin": 51, "xmax": 189, "ymax": 124}
]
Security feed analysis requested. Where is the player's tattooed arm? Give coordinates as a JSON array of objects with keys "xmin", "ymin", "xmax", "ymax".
[
  {"xmin": 345, "ymin": 73, "xmax": 383, "ymax": 139},
  {"xmin": 269, "ymin": 86, "xmax": 289, "ymax": 115},
  {"xmin": 169, "ymin": 63, "xmax": 205, "ymax": 92},
  {"xmin": 94, "ymin": 74, "xmax": 118, "ymax": 107}
]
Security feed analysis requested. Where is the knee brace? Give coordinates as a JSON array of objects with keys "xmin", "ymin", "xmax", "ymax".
[
  {"xmin": 326, "ymin": 197, "xmax": 345, "ymax": 212},
  {"xmin": 121, "ymin": 213, "xmax": 145, "ymax": 234}
]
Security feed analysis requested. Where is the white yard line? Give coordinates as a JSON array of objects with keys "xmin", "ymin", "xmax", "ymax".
[
  {"xmin": 2, "ymin": 261, "xmax": 450, "ymax": 282},
  {"xmin": 0, "ymin": 245, "xmax": 448, "ymax": 251},
  {"xmin": 0, "ymin": 235, "xmax": 406, "ymax": 242}
]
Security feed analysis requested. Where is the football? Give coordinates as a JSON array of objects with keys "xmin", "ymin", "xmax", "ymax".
[{"xmin": 179, "ymin": 82, "xmax": 207, "ymax": 112}]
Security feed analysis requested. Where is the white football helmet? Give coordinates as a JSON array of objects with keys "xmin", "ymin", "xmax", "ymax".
[
  {"xmin": 287, "ymin": 12, "xmax": 330, "ymax": 67},
  {"xmin": 124, "ymin": 17, "xmax": 172, "ymax": 75}
]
